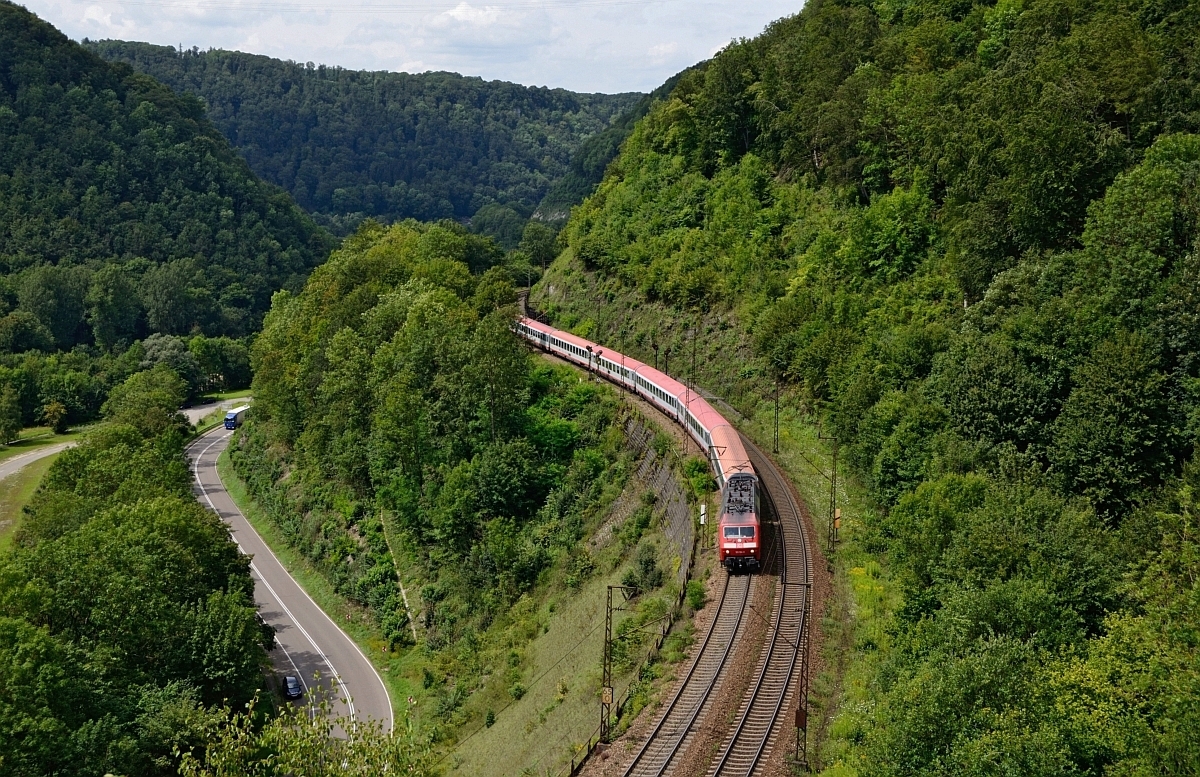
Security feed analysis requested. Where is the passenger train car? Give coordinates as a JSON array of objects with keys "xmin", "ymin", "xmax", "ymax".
[{"xmin": 515, "ymin": 317, "xmax": 761, "ymax": 572}]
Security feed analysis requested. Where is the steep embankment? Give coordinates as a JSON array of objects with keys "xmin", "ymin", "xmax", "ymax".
[
  {"xmin": 534, "ymin": 249, "xmax": 766, "ymax": 413},
  {"xmin": 235, "ymin": 219, "xmax": 713, "ymax": 773},
  {"xmin": 533, "ymin": 0, "xmax": 1200, "ymax": 772},
  {"xmin": 87, "ymin": 40, "xmax": 642, "ymax": 238}
]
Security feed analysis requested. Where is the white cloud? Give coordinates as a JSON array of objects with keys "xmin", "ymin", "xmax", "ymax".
[
  {"xmin": 81, "ymin": 4, "xmax": 113, "ymax": 27},
  {"xmin": 439, "ymin": 2, "xmax": 503, "ymax": 26},
  {"xmin": 647, "ymin": 41, "xmax": 678, "ymax": 64},
  {"xmin": 27, "ymin": 0, "xmax": 806, "ymax": 93}
]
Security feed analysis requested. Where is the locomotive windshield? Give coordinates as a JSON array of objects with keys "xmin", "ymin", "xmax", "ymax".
[
  {"xmin": 724, "ymin": 475, "xmax": 755, "ymax": 513},
  {"xmin": 723, "ymin": 526, "xmax": 756, "ymax": 538}
]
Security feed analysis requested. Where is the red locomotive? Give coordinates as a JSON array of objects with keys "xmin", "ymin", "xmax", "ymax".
[
  {"xmin": 515, "ymin": 317, "xmax": 762, "ymax": 574},
  {"xmin": 718, "ymin": 473, "xmax": 761, "ymax": 572}
]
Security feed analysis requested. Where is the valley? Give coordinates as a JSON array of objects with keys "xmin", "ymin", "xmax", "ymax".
[{"xmin": 2, "ymin": 0, "xmax": 1200, "ymax": 774}]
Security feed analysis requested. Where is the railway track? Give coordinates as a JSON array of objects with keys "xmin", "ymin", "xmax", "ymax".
[
  {"xmin": 515, "ymin": 309, "xmax": 814, "ymax": 776},
  {"xmin": 620, "ymin": 434, "xmax": 811, "ymax": 777},
  {"xmin": 707, "ymin": 435, "xmax": 811, "ymax": 777},
  {"xmin": 623, "ymin": 573, "xmax": 752, "ymax": 777}
]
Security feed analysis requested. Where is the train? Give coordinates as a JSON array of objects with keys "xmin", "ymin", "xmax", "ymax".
[{"xmin": 515, "ymin": 317, "xmax": 761, "ymax": 572}]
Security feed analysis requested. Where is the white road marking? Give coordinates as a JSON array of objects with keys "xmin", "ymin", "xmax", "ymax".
[
  {"xmin": 190, "ymin": 434, "xmax": 329, "ymax": 703},
  {"xmin": 188, "ymin": 431, "xmax": 395, "ymax": 731}
]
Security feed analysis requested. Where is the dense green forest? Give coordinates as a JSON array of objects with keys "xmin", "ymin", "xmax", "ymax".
[
  {"xmin": 86, "ymin": 40, "xmax": 641, "ymax": 240},
  {"xmin": 0, "ymin": 1, "xmax": 334, "ymax": 348},
  {"xmin": 236, "ymin": 218, "xmax": 630, "ymax": 734},
  {"xmin": 540, "ymin": 0, "xmax": 1200, "ymax": 772},
  {"xmin": 0, "ymin": 367, "xmax": 270, "ymax": 776}
]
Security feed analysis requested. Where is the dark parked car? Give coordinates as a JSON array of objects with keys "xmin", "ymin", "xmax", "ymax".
[{"xmin": 283, "ymin": 675, "xmax": 303, "ymax": 699}]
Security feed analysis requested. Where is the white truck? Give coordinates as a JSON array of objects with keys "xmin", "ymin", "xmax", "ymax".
[{"xmin": 223, "ymin": 405, "xmax": 250, "ymax": 430}]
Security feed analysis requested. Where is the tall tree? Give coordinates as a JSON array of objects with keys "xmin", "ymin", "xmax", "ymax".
[
  {"xmin": 87, "ymin": 265, "xmax": 142, "ymax": 351},
  {"xmin": 0, "ymin": 384, "xmax": 21, "ymax": 443}
]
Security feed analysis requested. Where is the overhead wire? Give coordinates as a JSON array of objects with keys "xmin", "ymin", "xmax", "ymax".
[{"xmin": 96, "ymin": 0, "xmax": 670, "ymax": 14}]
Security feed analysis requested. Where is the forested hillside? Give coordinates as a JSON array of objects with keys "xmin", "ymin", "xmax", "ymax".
[
  {"xmin": 538, "ymin": 0, "xmax": 1200, "ymax": 772},
  {"xmin": 534, "ymin": 72, "xmax": 688, "ymax": 223},
  {"xmin": 0, "ymin": 3, "xmax": 333, "ymax": 347},
  {"xmin": 86, "ymin": 40, "xmax": 641, "ymax": 240},
  {"xmin": 237, "ymin": 219, "xmax": 633, "ymax": 735}
]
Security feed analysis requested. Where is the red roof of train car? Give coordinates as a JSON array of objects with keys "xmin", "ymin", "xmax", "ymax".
[{"xmin": 519, "ymin": 317, "xmax": 754, "ymax": 484}]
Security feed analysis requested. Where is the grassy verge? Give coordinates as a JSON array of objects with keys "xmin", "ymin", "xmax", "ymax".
[
  {"xmin": 445, "ymin": 563, "xmax": 622, "ymax": 776},
  {"xmin": 194, "ymin": 410, "xmax": 231, "ymax": 437},
  {"xmin": 216, "ymin": 449, "xmax": 425, "ymax": 719},
  {"xmin": 740, "ymin": 402, "xmax": 897, "ymax": 775},
  {"xmin": 0, "ymin": 452, "xmax": 60, "ymax": 551},
  {"xmin": 445, "ymin": 512, "xmax": 692, "ymax": 777}
]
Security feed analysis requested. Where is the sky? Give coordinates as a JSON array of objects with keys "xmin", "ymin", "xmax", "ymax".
[{"xmin": 22, "ymin": 0, "xmax": 803, "ymax": 94}]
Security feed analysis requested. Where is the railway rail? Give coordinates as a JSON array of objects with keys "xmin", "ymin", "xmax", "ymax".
[
  {"xmin": 707, "ymin": 436, "xmax": 811, "ymax": 777},
  {"xmin": 513, "ymin": 313, "xmax": 812, "ymax": 777},
  {"xmin": 621, "ymin": 435, "xmax": 811, "ymax": 777},
  {"xmin": 622, "ymin": 574, "xmax": 752, "ymax": 777}
]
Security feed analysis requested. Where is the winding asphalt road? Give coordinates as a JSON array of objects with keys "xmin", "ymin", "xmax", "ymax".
[
  {"xmin": 0, "ymin": 441, "xmax": 75, "ymax": 481},
  {"xmin": 187, "ymin": 427, "xmax": 394, "ymax": 730}
]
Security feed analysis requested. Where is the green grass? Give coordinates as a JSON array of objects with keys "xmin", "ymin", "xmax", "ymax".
[
  {"xmin": 194, "ymin": 409, "xmax": 232, "ymax": 436},
  {"xmin": 446, "ymin": 452, "xmax": 702, "ymax": 775},
  {"xmin": 0, "ymin": 425, "xmax": 89, "ymax": 463},
  {"xmin": 203, "ymin": 388, "xmax": 253, "ymax": 401},
  {"xmin": 216, "ymin": 449, "xmax": 427, "ymax": 719},
  {"xmin": 0, "ymin": 452, "xmax": 60, "ymax": 551},
  {"xmin": 441, "ymin": 548, "xmax": 671, "ymax": 777}
]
